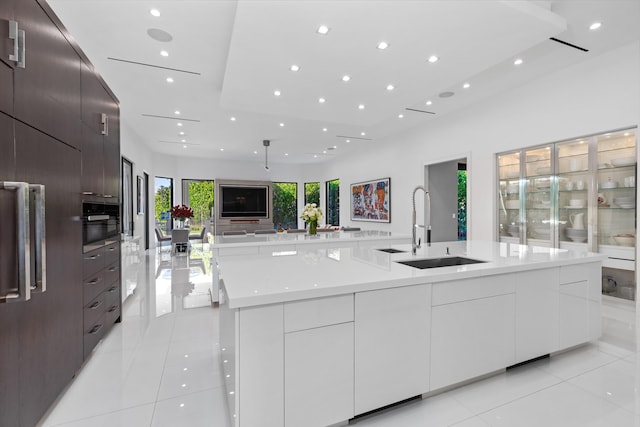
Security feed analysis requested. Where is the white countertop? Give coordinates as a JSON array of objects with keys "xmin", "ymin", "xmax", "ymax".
[
  {"xmin": 218, "ymin": 240, "xmax": 606, "ymax": 308},
  {"xmin": 212, "ymin": 229, "xmax": 409, "ymax": 247}
]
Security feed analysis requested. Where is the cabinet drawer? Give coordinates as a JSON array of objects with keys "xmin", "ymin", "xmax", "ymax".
[
  {"xmin": 83, "ymin": 247, "xmax": 105, "ymax": 278},
  {"xmin": 105, "ymin": 300, "xmax": 121, "ymax": 325},
  {"xmin": 104, "ymin": 242, "xmax": 120, "ymax": 266},
  {"xmin": 83, "ymin": 270, "xmax": 105, "ymax": 305},
  {"xmin": 432, "ymin": 274, "xmax": 514, "ymax": 306},
  {"xmin": 284, "ymin": 294, "xmax": 354, "ymax": 333},
  {"xmin": 84, "ymin": 292, "xmax": 106, "ymax": 331},
  {"xmin": 104, "ymin": 261, "xmax": 120, "ymax": 286},
  {"xmin": 559, "ymin": 264, "xmax": 590, "ymax": 284},
  {"xmin": 83, "ymin": 314, "xmax": 106, "ymax": 358},
  {"xmin": 105, "ymin": 283, "xmax": 120, "ymax": 322}
]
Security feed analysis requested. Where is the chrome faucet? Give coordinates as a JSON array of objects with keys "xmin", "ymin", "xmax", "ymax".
[{"xmin": 412, "ymin": 185, "xmax": 431, "ymax": 256}]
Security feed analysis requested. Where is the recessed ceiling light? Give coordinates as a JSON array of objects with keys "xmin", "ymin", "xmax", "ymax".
[
  {"xmin": 322, "ymin": 127, "xmax": 328, "ymax": 132},
  {"xmin": 398, "ymin": 114, "xmax": 404, "ymax": 118},
  {"xmin": 333, "ymin": 145, "xmax": 337, "ymax": 149},
  {"xmin": 290, "ymin": 64, "xmax": 300, "ymax": 72},
  {"xmin": 166, "ymin": 77, "xmax": 174, "ymax": 83},
  {"xmin": 284, "ymin": 153, "xmax": 289, "ymax": 156},
  {"xmin": 274, "ymin": 90, "xmax": 281, "ymax": 97},
  {"xmin": 346, "ymin": 139, "xmax": 350, "ymax": 143},
  {"xmin": 377, "ymin": 41, "xmax": 389, "ymax": 50},
  {"xmin": 183, "ymin": 145, "xmax": 187, "ymax": 149},
  {"xmin": 358, "ymin": 104, "xmax": 365, "ymax": 110},
  {"xmin": 589, "ymin": 22, "xmax": 602, "ymax": 30},
  {"xmin": 342, "ymin": 75, "xmax": 351, "ymax": 82},
  {"xmin": 279, "ymin": 122, "xmax": 284, "ymax": 127},
  {"xmin": 386, "ymin": 84, "xmax": 395, "ymax": 91},
  {"xmin": 624, "ymin": 132, "xmax": 630, "ymax": 136},
  {"xmin": 174, "ymin": 110, "xmax": 181, "ymax": 115},
  {"xmin": 179, "ymin": 131, "xmax": 185, "ymax": 135},
  {"xmin": 160, "ymin": 50, "xmax": 169, "ymax": 57},
  {"xmin": 323, "ymin": 150, "xmax": 327, "ymax": 154},
  {"xmin": 230, "ymin": 117, "xmax": 236, "ymax": 121},
  {"xmin": 318, "ymin": 97, "xmax": 326, "ymax": 103},
  {"xmin": 177, "ymin": 122, "xmax": 183, "ymax": 127},
  {"xmin": 317, "ymin": 25, "xmax": 330, "ymax": 35},
  {"xmin": 427, "ymin": 55, "xmax": 439, "ymax": 63},
  {"xmin": 463, "ymin": 83, "xmax": 470, "ymax": 89},
  {"xmin": 150, "ymin": 9, "xmax": 160, "ymax": 17},
  {"xmin": 253, "ymin": 150, "xmax": 258, "ymax": 155},
  {"xmin": 220, "ymin": 148, "xmax": 224, "ymax": 152},
  {"xmin": 313, "ymin": 154, "xmax": 318, "ymax": 158},
  {"xmin": 426, "ymin": 100, "xmax": 432, "ymax": 105},
  {"xmin": 514, "ymin": 58, "xmax": 523, "ymax": 66},
  {"xmin": 181, "ymin": 139, "xmax": 186, "ymax": 143},
  {"xmin": 361, "ymin": 132, "xmax": 366, "ymax": 136}
]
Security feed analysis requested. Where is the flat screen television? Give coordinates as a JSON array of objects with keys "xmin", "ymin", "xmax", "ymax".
[{"xmin": 220, "ymin": 185, "xmax": 269, "ymax": 218}]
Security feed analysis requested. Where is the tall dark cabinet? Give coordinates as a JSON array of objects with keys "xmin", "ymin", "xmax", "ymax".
[{"xmin": 0, "ymin": 1, "xmax": 121, "ymax": 426}]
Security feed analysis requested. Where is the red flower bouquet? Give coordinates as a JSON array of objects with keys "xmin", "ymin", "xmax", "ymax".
[{"xmin": 170, "ymin": 204, "xmax": 194, "ymax": 220}]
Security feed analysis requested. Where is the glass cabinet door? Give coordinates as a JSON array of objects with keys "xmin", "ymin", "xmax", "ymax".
[
  {"xmin": 557, "ymin": 138, "xmax": 590, "ymax": 249},
  {"xmin": 497, "ymin": 151, "xmax": 521, "ymax": 242},
  {"xmin": 524, "ymin": 146, "xmax": 553, "ymax": 247},
  {"xmin": 596, "ymin": 130, "xmax": 636, "ymax": 250}
]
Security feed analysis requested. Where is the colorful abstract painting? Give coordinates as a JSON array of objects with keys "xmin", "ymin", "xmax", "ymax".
[{"xmin": 350, "ymin": 178, "xmax": 390, "ymax": 223}]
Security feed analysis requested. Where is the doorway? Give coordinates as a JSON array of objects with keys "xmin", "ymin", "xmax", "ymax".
[
  {"xmin": 144, "ymin": 172, "xmax": 150, "ymax": 250},
  {"xmin": 425, "ymin": 156, "xmax": 468, "ymax": 242}
]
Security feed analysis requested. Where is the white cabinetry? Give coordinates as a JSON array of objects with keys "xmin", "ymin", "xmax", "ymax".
[
  {"xmin": 558, "ymin": 264, "xmax": 594, "ymax": 349},
  {"xmin": 285, "ymin": 323, "xmax": 354, "ymax": 427},
  {"xmin": 515, "ymin": 268, "xmax": 559, "ymax": 363},
  {"xmin": 284, "ymin": 295, "xmax": 354, "ymax": 427},
  {"xmin": 354, "ymin": 284, "xmax": 430, "ymax": 415},
  {"xmin": 430, "ymin": 275, "xmax": 515, "ymax": 390}
]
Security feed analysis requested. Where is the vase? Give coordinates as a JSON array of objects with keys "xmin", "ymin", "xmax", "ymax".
[
  {"xmin": 175, "ymin": 219, "xmax": 185, "ymax": 229},
  {"xmin": 308, "ymin": 221, "xmax": 318, "ymax": 236}
]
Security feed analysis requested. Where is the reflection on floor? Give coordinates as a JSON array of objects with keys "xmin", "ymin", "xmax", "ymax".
[{"xmin": 39, "ymin": 246, "xmax": 640, "ymax": 427}]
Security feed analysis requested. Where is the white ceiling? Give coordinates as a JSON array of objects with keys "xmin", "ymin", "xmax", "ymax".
[{"xmin": 47, "ymin": 0, "xmax": 640, "ymax": 165}]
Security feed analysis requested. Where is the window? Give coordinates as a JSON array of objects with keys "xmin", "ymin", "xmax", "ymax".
[
  {"xmin": 155, "ymin": 176, "xmax": 173, "ymax": 232},
  {"xmin": 181, "ymin": 179, "xmax": 214, "ymax": 233},
  {"xmin": 326, "ymin": 179, "xmax": 340, "ymax": 226},
  {"xmin": 273, "ymin": 182, "xmax": 298, "ymax": 229},
  {"xmin": 304, "ymin": 182, "xmax": 320, "ymax": 205},
  {"xmin": 122, "ymin": 158, "xmax": 133, "ymax": 236},
  {"xmin": 458, "ymin": 163, "xmax": 467, "ymax": 240}
]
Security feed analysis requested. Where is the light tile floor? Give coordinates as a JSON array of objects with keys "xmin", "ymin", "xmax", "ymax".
[{"xmin": 39, "ymin": 248, "xmax": 640, "ymax": 427}]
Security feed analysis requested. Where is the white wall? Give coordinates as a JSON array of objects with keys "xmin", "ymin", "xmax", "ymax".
[{"xmin": 317, "ymin": 41, "xmax": 640, "ymax": 241}]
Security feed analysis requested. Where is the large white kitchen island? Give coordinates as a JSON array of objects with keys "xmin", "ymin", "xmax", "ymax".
[{"xmin": 218, "ymin": 240, "xmax": 606, "ymax": 427}]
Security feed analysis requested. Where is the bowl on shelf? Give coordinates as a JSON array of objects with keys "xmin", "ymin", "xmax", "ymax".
[
  {"xmin": 613, "ymin": 234, "xmax": 635, "ymax": 246},
  {"xmin": 598, "ymin": 163, "xmax": 612, "ymax": 169},
  {"xmin": 531, "ymin": 226, "xmax": 550, "ymax": 238},
  {"xmin": 599, "ymin": 180, "xmax": 618, "ymax": 189},
  {"xmin": 565, "ymin": 228, "xmax": 587, "ymax": 242},
  {"xmin": 613, "ymin": 197, "xmax": 635, "ymax": 208},
  {"xmin": 568, "ymin": 199, "xmax": 586, "ymax": 208},
  {"xmin": 610, "ymin": 157, "xmax": 636, "ymax": 167},
  {"xmin": 505, "ymin": 199, "xmax": 520, "ymax": 209}
]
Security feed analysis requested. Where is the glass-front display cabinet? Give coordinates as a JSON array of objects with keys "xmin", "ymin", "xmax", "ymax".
[{"xmin": 497, "ymin": 127, "xmax": 637, "ymax": 301}]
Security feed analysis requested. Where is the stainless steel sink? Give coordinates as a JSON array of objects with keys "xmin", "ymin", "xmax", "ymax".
[
  {"xmin": 396, "ymin": 256, "xmax": 487, "ymax": 269},
  {"xmin": 376, "ymin": 248, "xmax": 407, "ymax": 254}
]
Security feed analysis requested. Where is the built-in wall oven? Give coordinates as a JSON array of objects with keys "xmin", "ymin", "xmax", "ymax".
[{"xmin": 82, "ymin": 202, "xmax": 120, "ymax": 253}]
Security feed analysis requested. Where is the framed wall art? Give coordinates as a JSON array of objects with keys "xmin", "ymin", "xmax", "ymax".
[{"xmin": 350, "ymin": 177, "xmax": 390, "ymax": 222}]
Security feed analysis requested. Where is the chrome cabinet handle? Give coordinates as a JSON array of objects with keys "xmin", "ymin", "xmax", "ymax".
[
  {"xmin": 8, "ymin": 21, "xmax": 25, "ymax": 68},
  {"xmin": 30, "ymin": 184, "xmax": 46, "ymax": 294},
  {"xmin": 89, "ymin": 300, "xmax": 103, "ymax": 310},
  {"xmin": 88, "ymin": 324, "xmax": 103, "ymax": 335},
  {"xmin": 87, "ymin": 214, "xmax": 109, "ymax": 221},
  {"xmin": 107, "ymin": 305, "xmax": 118, "ymax": 313},
  {"xmin": 87, "ymin": 277, "xmax": 101, "ymax": 285},
  {"xmin": 0, "ymin": 181, "xmax": 31, "ymax": 302},
  {"xmin": 101, "ymin": 113, "xmax": 108, "ymax": 136},
  {"xmin": 107, "ymin": 286, "xmax": 117, "ymax": 292},
  {"xmin": 85, "ymin": 253, "xmax": 101, "ymax": 260},
  {"xmin": 107, "ymin": 267, "xmax": 117, "ymax": 272}
]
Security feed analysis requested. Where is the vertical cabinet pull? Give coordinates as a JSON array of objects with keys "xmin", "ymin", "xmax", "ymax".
[
  {"xmin": 30, "ymin": 184, "xmax": 46, "ymax": 293},
  {"xmin": 8, "ymin": 20, "xmax": 25, "ymax": 69},
  {"xmin": 101, "ymin": 113, "xmax": 108, "ymax": 136},
  {"xmin": 0, "ymin": 182, "xmax": 31, "ymax": 302}
]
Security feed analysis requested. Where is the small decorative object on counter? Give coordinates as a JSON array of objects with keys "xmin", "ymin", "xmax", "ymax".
[
  {"xmin": 170, "ymin": 204, "xmax": 194, "ymax": 229},
  {"xmin": 301, "ymin": 203, "xmax": 323, "ymax": 235}
]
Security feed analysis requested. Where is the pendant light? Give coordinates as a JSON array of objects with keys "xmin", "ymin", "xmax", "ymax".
[{"xmin": 263, "ymin": 140, "xmax": 270, "ymax": 171}]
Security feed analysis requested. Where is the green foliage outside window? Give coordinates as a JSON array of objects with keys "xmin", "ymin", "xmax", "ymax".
[
  {"xmin": 457, "ymin": 170, "xmax": 467, "ymax": 240},
  {"xmin": 326, "ymin": 179, "xmax": 340, "ymax": 226},
  {"xmin": 304, "ymin": 182, "xmax": 320, "ymax": 205},
  {"xmin": 273, "ymin": 182, "xmax": 298, "ymax": 229},
  {"xmin": 155, "ymin": 185, "xmax": 171, "ymax": 221},
  {"xmin": 186, "ymin": 180, "xmax": 214, "ymax": 232}
]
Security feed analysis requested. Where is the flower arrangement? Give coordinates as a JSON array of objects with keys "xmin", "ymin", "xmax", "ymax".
[
  {"xmin": 170, "ymin": 204, "xmax": 194, "ymax": 221},
  {"xmin": 301, "ymin": 203, "xmax": 323, "ymax": 235}
]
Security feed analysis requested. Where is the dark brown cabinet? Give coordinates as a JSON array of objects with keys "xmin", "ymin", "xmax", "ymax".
[
  {"xmin": 0, "ymin": 2, "xmax": 121, "ymax": 426},
  {"xmin": 81, "ymin": 61, "xmax": 120, "ymax": 201}
]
